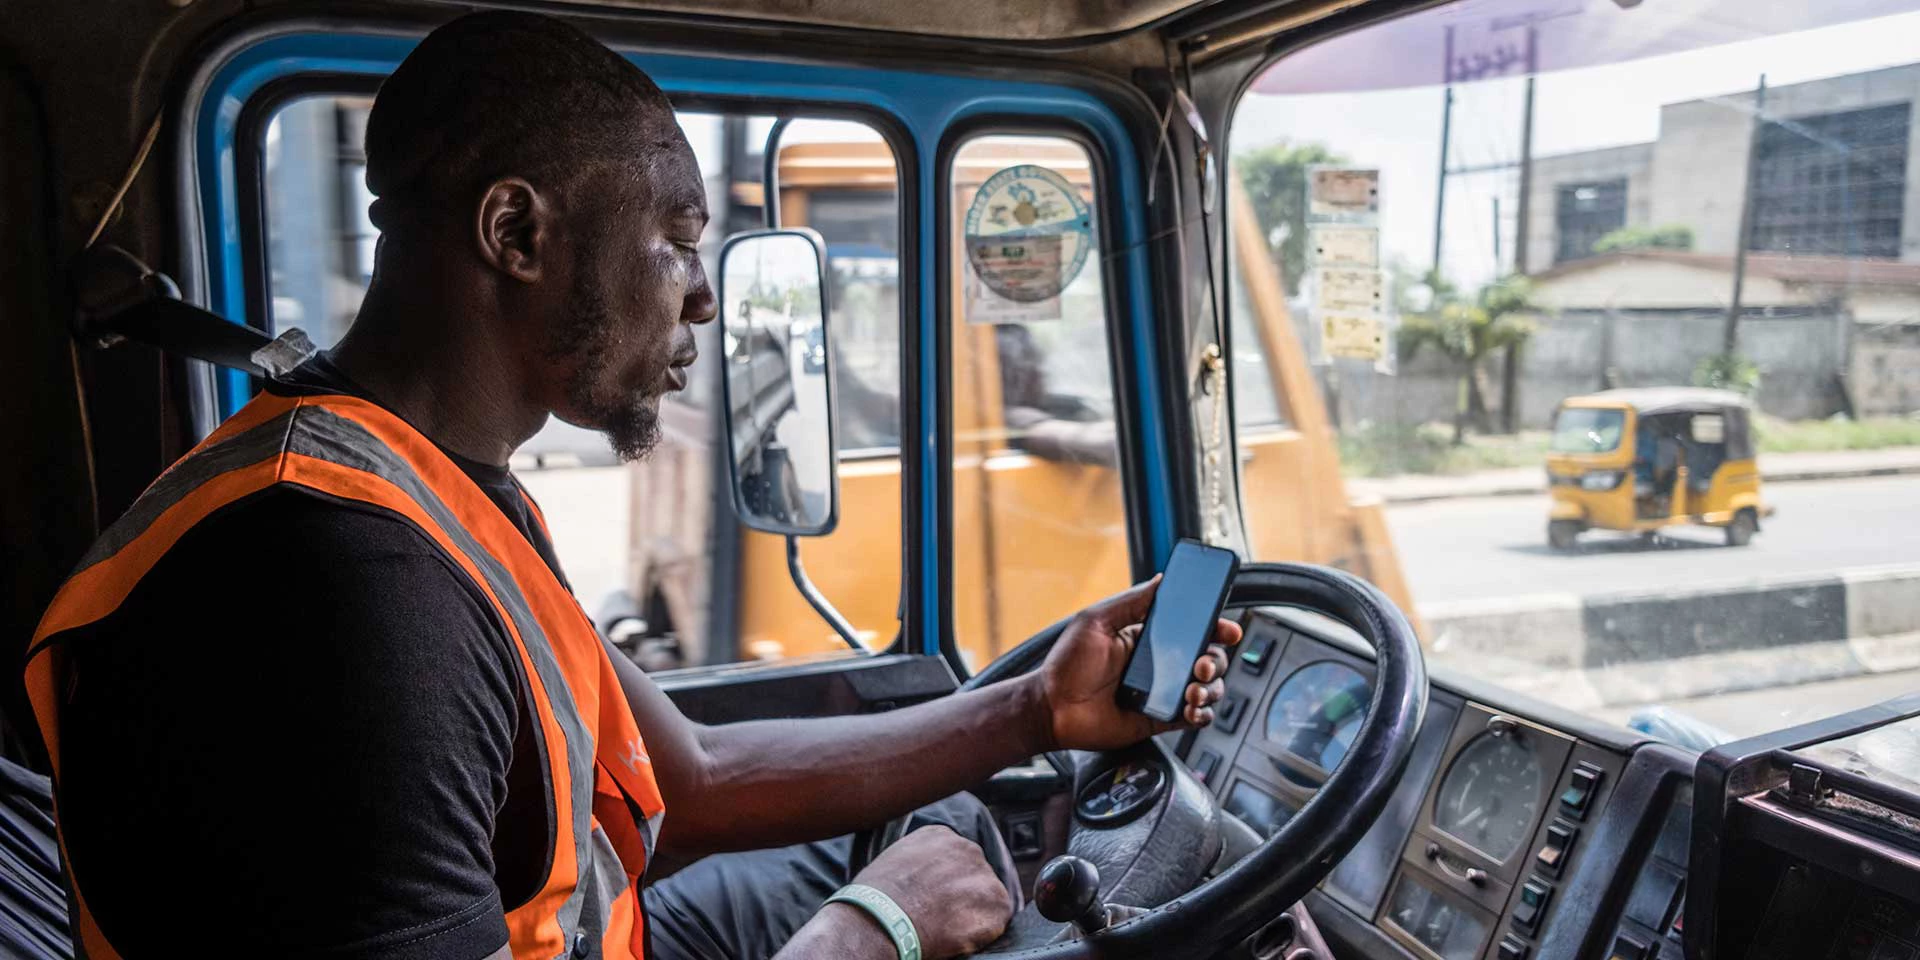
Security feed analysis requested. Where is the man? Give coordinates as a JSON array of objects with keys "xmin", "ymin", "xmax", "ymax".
[{"xmin": 25, "ymin": 12, "xmax": 1236, "ymax": 960}]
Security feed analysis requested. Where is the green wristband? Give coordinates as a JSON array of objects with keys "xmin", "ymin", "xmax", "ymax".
[{"xmin": 826, "ymin": 883, "xmax": 922, "ymax": 960}]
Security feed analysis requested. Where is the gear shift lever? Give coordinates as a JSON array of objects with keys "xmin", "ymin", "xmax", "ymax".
[{"xmin": 1034, "ymin": 855, "xmax": 1108, "ymax": 935}]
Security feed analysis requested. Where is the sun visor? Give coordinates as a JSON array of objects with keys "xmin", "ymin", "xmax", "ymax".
[{"xmin": 1253, "ymin": 0, "xmax": 1919, "ymax": 95}]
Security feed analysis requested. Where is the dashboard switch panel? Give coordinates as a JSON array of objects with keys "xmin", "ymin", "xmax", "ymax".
[
  {"xmin": 1511, "ymin": 879, "xmax": 1551, "ymax": 935},
  {"xmin": 1191, "ymin": 749, "xmax": 1221, "ymax": 786},
  {"xmin": 1607, "ymin": 934, "xmax": 1652, "ymax": 960},
  {"xmin": 1560, "ymin": 764, "xmax": 1602, "ymax": 820},
  {"xmin": 1216, "ymin": 694, "xmax": 1245, "ymax": 734},
  {"xmin": 1536, "ymin": 822, "xmax": 1576, "ymax": 876},
  {"xmin": 1238, "ymin": 632, "xmax": 1277, "ymax": 676}
]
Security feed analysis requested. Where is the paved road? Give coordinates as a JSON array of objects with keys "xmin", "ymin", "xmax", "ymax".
[
  {"xmin": 1594, "ymin": 665, "xmax": 1920, "ymax": 741},
  {"xmin": 1388, "ymin": 474, "xmax": 1920, "ymax": 605}
]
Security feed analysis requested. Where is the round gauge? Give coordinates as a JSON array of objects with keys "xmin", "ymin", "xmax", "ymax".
[
  {"xmin": 1433, "ymin": 731, "xmax": 1543, "ymax": 862},
  {"xmin": 1075, "ymin": 761, "xmax": 1166, "ymax": 826},
  {"xmin": 1265, "ymin": 661, "xmax": 1372, "ymax": 776}
]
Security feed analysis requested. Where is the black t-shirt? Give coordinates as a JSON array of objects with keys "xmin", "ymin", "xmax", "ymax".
[{"xmin": 56, "ymin": 354, "xmax": 559, "ymax": 959}]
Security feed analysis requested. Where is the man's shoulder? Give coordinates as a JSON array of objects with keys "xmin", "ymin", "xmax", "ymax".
[{"xmin": 193, "ymin": 484, "xmax": 451, "ymax": 563}]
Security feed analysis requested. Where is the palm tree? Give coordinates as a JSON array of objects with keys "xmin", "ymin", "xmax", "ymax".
[{"xmin": 1398, "ymin": 272, "xmax": 1536, "ymax": 444}]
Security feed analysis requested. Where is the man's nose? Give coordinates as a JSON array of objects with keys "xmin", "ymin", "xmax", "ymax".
[{"xmin": 684, "ymin": 280, "xmax": 717, "ymax": 325}]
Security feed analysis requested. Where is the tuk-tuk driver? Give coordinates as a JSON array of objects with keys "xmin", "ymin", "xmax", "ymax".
[{"xmin": 35, "ymin": 11, "xmax": 1238, "ymax": 960}]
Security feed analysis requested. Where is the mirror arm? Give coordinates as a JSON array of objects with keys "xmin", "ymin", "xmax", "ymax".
[
  {"xmin": 786, "ymin": 534, "xmax": 864, "ymax": 652},
  {"xmin": 762, "ymin": 117, "xmax": 792, "ymax": 230}
]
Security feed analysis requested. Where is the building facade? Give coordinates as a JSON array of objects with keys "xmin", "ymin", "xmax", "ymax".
[{"xmin": 1521, "ymin": 63, "xmax": 1920, "ymax": 276}]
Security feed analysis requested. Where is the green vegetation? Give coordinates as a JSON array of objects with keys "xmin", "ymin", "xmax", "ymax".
[
  {"xmin": 1591, "ymin": 223, "xmax": 1695, "ymax": 255},
  {"xmin": 1756, "ymin": 415, "xmax": 1920, "ymax": 453},
  {"xmin": 1396, "ymin": 272, "xmax": 1537, "ymax": 443},
  {"xmin": 1693, "ymin": 353, "xmax": 1761, "ymax": 394},
  {"xmin": 1338, "ymin": 415, "xmax": 1920, "ymax": 477},
  {"xmin": 1234, "ymin": 141, "xmax": 1349, "ymax": 297},
  {"xmin": 1338, "ymin": 424, "xmax": 1548, "ymax": 478}
]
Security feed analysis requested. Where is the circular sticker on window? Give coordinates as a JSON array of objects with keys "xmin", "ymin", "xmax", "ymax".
[{"xmin": 963, "ymin": 165, "xmax": 1094, "ymax": 304}]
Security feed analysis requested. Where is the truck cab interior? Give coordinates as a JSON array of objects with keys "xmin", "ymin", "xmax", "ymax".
[{"xmin": 8, "ymin": 1, "xmax": 1920, "ymax": 959}]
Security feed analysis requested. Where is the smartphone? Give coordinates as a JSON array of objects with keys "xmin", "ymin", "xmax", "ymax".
[{"xmin": 1117, "ymin": 539, "xmax": 1241, "ymax": 723}]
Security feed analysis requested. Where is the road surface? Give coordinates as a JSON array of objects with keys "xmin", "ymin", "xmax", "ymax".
[
  {"xmin": 1388, "ymin": 474, "xmax": 1920, "ymax": 604},
  {"xmin": 1594, "ymin": 664, "xmax": 1920, "ymax": 741}
]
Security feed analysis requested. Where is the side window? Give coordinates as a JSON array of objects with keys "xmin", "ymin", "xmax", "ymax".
[
  {"xmin": 947, "ymin": 134, "xmax": 1128, "ymax": 670},
  {"xmin": 261, "ymin": 96, "xmax": 903, "ymax": 669}
]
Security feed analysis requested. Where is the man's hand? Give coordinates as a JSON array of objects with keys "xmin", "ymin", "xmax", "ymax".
[
  {"xmin": 1029, "ymin": 575, "xmax": 1242, "ymax": 751},
  {"xmin": 852, "ymin": 826, "xmax": 1013, "ymax": 958}
]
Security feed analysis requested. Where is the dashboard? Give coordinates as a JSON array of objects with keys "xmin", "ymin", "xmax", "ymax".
[{"xmin": 1180, "ymin": 607, "xmax": 1687, "ymax": 960}]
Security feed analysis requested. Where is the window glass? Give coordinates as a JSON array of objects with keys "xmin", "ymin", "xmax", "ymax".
[
  {"xmin": 1231, "ymin": 1, "xmax": 1920, "ymax": 743},
  {"xmin": 1549, "ymin": 408, "xmax": 1625, "ymax": 454},
  {"xmin": 262, "ymin": 98, "xmax": 902, "ymax": 669},
  {"xmin": 948, "ymin": 134, "xmax": 1128, "ymax": 670}
]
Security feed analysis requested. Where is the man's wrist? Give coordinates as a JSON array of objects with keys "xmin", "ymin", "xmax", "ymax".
[
  {"xmin": 1010, "ymin": 672, "xmax": 1060, "ymax": 756},
  {"xmin": 813, "ymin": 900, "xmax": 901, "ymax": 958}
]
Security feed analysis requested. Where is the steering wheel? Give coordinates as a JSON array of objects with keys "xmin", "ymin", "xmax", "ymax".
[{"xmin": 846, "ymin": 561, "xmax": 1427, "ymax": 957}]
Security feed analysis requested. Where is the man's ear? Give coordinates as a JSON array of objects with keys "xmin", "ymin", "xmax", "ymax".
[{"xmin": 474, "ymin": 177, "xmax": 550, "ymax": 283}]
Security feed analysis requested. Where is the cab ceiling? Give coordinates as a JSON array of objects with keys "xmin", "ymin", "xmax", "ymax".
[{"xmin": 548, "ymin": 0, "xmax": 1227, "ymax": 40}]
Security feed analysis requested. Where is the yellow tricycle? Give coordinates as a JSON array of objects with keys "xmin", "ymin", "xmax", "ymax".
[{"xmin": 1545, "ymin": 388, "xmax": 1769, "ymax": 550}]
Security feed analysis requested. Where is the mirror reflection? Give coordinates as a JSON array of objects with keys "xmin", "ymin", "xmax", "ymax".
[{"xmin": 720, "ymin": 231, "xmax": 837, "ymax": 536}]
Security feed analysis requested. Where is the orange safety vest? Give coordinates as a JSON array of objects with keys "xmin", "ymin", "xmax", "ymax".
[{"xmin": 24, "ymin": 390, "xmax": 666, "ymax": 960}]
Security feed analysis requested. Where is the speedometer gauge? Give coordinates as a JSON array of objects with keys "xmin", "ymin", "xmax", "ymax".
[
  {"xmin": 1433, "ymin": 731, "xmax": 1542, "ymax": 862},
  {"xmin": 1265, "ymin": 661, "xmax": 1371, "ymax": 773}
]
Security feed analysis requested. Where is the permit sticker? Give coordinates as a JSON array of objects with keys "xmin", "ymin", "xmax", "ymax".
[
  {"xmin": 1322, "ymin": 312, "xmax": 1386, "ymax": 361},
  {"xmin": 1308, "ymin": 168, "xmax": 1379, "ymax": 220},
  {"xmin": 1312, "ymin": 226, "xmax": 1380, "ymax": 268},
  {"xmin": 964, "ymin": 165, "xmax": 1093, "ymax": 322}
]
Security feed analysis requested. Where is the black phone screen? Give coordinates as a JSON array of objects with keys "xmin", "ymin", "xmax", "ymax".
[{"xmin": 1118, "ymin": 539, "xmax": 1240, "ymax": 722}]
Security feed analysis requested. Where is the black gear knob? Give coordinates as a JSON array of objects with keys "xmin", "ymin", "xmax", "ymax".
[{"xmin": 1034, "ymin": 855, "xmax": 1108, "ymax": 934}]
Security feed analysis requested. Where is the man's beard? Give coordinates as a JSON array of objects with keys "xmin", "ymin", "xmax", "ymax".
[{"xmin": 548, "ymin": 278, "xmax": 662, "ymax": 463}]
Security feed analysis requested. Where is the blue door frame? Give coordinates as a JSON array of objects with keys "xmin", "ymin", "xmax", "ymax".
[{"xmin": 191, "ymin": 31, "xmax": 1176, "ymax": 657}]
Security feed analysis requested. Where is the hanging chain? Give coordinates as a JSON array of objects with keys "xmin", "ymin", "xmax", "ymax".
[{"xmin": 1201, "ymin": 343, "xmax": 1229, "ymax": 543}]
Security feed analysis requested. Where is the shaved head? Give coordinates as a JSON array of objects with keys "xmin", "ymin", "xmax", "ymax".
[
  {"xmin": 365, "ymin": 11, "xmax": 681, "ymax": 234},
  {"xmin": 347, "ymin": 11, "xmax": 716, "ymax": 465}
]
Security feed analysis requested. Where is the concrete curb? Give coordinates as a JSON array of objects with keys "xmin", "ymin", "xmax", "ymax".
[
  {"xmin": 1359, "ymin": 451, "xmax": 1920, "ymax": 504},
  {"xmin": 1423, "ymin": 563, "xmax": 1920, "ymax": 710}
]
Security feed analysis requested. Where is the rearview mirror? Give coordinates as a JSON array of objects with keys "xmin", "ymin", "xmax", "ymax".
[{"xmin": 717, "ymin": 229, "xmax": 838, "ymax": 537}]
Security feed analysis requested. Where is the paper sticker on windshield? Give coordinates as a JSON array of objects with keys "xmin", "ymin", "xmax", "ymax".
[{"xmin": 964, "ymin": 165, "xmax": 1093, "ymax": 309}]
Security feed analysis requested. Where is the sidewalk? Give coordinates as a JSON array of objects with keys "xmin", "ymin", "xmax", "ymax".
[{"xmin": 1351, "ymin": 445, "xmax": 1920, "ymax": 505}]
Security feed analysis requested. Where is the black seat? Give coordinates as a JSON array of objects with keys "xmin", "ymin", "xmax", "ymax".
[{"xmin": 0, "ymin": 755, "xmax": 70, "ymax": 959}]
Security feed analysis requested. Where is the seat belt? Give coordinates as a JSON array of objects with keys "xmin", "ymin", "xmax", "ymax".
[{"xmin": 72, "ymin": 244, "xmax": 311, "ymax": 378}]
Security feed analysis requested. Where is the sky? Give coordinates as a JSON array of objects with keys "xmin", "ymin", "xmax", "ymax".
[{"xmin": 1233, "ymin": 5, "xmax": 1920, "ymax": 291}]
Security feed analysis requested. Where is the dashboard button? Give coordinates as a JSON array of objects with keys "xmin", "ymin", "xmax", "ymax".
[
  {"xmin": 1536, "ymin": 822, "xmax": 1576, "ymax": 876},
  {"xmin": 1497, "ymin": 937, "xmax": 1530, "ymax": 960},
  {"xmin": 1238, "ymin": 633, "xmax": 1277, "ymax": 676},
  {"xmin": 1607, "ymin": 934, "xmax": 1652, "ymax": 960},
  {"xmin": 1216, "ymin": 695, "xmax": 1245, "ymax": 734},
  {"xmin": 1512, "ymin": 880, "xmax": 1552, "ymax": 935},
  {"xmin": 1191, "ymin": 750, "xmax": 1221, "ymax": 786},
  {"xmin": 1561, "ymin": 766, "xmax": 1602, "ymax": 820}
]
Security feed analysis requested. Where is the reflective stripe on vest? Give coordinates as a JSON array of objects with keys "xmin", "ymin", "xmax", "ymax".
[{"xmin": 25, "ymin": 392, "xmax": 666, "ymax": 960}]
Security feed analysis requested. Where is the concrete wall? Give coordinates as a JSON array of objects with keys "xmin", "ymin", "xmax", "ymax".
[
  {"xmin": 1649, "ymin": 93, "xmax": 1759, "ymax": 258},
  {"xmin": 1854, "ymin": 322, "xmax": 1920, "ymax": 416},
  {"xmin": 1324, "ymin": 307, "xmax": 1878, "ymax": 429},
  {"xmin": 1521, "ymin": 143, "xmax": 1655, "ymax": 276}
]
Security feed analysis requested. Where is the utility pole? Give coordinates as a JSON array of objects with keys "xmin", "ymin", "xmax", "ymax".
[
  {"xmin": 1492, "ymin": 195, "xmax": 1502, "ymax": 267},
  {"xmin": 1725, "ymin": 74, "xmax": 1767, "ymax": 357},
  {"xmin": 1511, "ymin": 25, "xmax": 1538, "ymax": 276},
  {"xmin": 1431, "ymin": 25, "xmax": 1456, "ymax": 276}
]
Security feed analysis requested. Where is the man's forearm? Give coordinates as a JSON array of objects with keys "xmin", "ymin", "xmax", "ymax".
[
  {"xmin": 773, "ymin": 902, "xmax": 898, "ymax": 959},
  {"xmin": 668, "ymin": 675, "xmax": 1055, "ymax": 856}
]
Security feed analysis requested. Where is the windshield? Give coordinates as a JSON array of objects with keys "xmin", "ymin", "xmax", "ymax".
[
  {"xmin": 1231, "ymin": 0, "xmax": 1920, "ymax": 747},
  {"xmin": 1549, "ymin": 408, "xmax": 1625, "ymax": 454}
]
